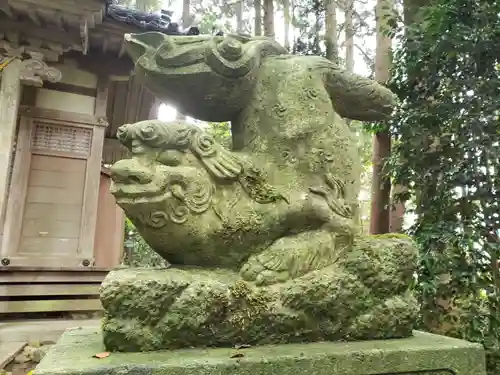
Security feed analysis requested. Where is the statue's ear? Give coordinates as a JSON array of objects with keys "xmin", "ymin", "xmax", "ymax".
[
  {"xmin": 190, "ymin": 133, "xmax": 242, "ymax": 180},
  {"xmin": 130, "ymin": 32, "xmax": 167, "ymax": 49},
  {"xmin": 124, "ymin": 32, "xmax": 167, "ymax": 63}
]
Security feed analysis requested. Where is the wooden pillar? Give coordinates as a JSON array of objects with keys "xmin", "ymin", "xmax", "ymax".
[
  {"xmin": 76, "ymin": 75, "xmax": 109, "ymax": 265},
  {"xmin": 78, "ymin": 124, "xmax": 106, "ymax": 265},
  {"xmin": 0, "ymin": 59, "xmax": 22, "ymax": 232}
]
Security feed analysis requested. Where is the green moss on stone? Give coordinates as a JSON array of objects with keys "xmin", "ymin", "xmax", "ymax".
[
  {"xmin": 100, "ymin": 235, "xmax": 418, "ymax": 352},
  {"xmin": 33, "ymin": 327, "xmax": 487, "ymax": 375}
]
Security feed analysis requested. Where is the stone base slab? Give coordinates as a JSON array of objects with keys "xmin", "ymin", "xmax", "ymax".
[{"xmin": 33, "ymin": 327, "xmax": 486, "ymax": 375}]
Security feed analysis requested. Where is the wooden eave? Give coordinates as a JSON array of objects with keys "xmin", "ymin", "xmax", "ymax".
[
  {"xmin": 0, "ymin": 0, "xmax": 107, "ymax": 60},
  {"xmin": 0, "ymin": 0, "xmax": 167, "ymax": 142}
]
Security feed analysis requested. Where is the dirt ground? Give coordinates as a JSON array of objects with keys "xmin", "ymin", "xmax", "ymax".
[
  {"xmin": 1, "ymin": 342, "xmax": 54, "ymax": 375},
  {"xmin": 2, "ymin": 360, "xmax": 37, "ymax": 375}
]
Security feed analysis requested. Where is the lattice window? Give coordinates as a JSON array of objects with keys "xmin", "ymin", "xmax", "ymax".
[{"xmin": 32, "ymin": 122, "xmax": 92, "ymax": 158}]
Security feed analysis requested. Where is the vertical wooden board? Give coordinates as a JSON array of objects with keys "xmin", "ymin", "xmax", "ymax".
[
  {"xmin": 21, "ymin": 85, "xmax": 37, "ymax": 106},
  {"xmin": 111, "ymin": 81, "xmax": 128, "ymax": 129},
  {"xmin": 94, "ymin": 75, "xmax": 109, "ymax": 118},
  {"xmin": 94, "ymin": 174, "xmax": 124, "ymax": 268},
  {"xmin": 0, "ymin": 59, "xmax": 22, "ymax": 233},
  {"xmin": 1, "ymin": 116, "xmax": 32, "ymax": 259},
  {"xmin": 78, "ymin": 126, "xmax": 105, "ymax": 261}
]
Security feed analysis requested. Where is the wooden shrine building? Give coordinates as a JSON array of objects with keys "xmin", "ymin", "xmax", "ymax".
[{"xmin": 0, "ymin": 0, "xmax": 199, "ymax": 317}]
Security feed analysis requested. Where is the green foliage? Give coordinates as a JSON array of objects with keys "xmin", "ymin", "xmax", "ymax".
[
  {"xmin": 122, "ymin": 218, "xmax": 167, "ymax": 268},
  {"xmin": 389, "ymin": 0, "xmax": 500, "ymax": 373},
  {"xmin": 206, "ymin": 121, "xmax": 232, "ymax": 149}
]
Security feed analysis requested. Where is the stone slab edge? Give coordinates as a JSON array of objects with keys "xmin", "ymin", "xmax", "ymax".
[
  {"xmin": 34, "ymin": 327, "xmax": 486, "ymax": 375},
  {"xmin": 0, "ymin": 341, "xmax": 27, "ymax": 369}
]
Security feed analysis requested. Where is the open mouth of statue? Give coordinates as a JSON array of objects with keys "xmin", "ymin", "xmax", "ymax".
[{"xmin": 110, "ymin": 180, "xmax": 168, "ymax": 204}]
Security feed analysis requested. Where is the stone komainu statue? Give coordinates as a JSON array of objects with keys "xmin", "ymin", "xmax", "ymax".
[{"xmin": 100, "ymin": 32, "xmax": 419, "ymax": 352}]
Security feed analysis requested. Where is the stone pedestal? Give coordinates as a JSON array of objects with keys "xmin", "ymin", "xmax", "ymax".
[{"xmin": 34, "ymin": 327, "xmax": 486, "ymax": 375}]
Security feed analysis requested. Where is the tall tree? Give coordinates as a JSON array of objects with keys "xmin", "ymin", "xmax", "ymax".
[
  {"xmin": 344, "ymin": 0, "xmax": 355, "ymax": 72},
  {"xmin": 283, "ymin": 0, "xmax": 291, "ymax": 50},
  {"xmin": 369, "ymin": 0, "xmax": 393, "ymax": 234},
  {"xmin": 182, "ymin": 0, "xmax": 190, "ymax": 28},
  {"xmin": 263, "ymin": 0, "xmax": 275, "ymax": 38},
  {"xmin": 235, "ymin": 0, "xmax": 244, "ymax": 32},
  {"xmin": 254, "ymin": 0, "xmax": 263, "ymax": 35},
  {"xmin": 324, "ymin": 0, "xmax": 339, "ymax": 62}
]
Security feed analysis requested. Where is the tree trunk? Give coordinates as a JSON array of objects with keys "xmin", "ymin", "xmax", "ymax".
[
  {"xmin": 345, "ymin": 0, "xmax": 354, "ymax": 72},
  {"xmin": 235, "ymin": 0, "xmax": 244, "ymax": 33},
  {"xmin": 176, "ymin": 0, "xmax": 190, "ymax": 120},
  {"xmin": 182, "ymin": 0, "xmax": 190, "ymax": 28},
  {"xmin": 369, "ymin": 0, "xmax": 393, "ymax": 234},
  {"xmin": 324, "ymin": 0, "xmax": 338, "ymax": 63},
  {"xmin": 283, "ymin": 0, "xmax": 291, "ymax": 51},
  {"xmin": 387, "ymin": 0, "xmax": 429, "ymax": 233},
  {"xmin": 389, "ymin": 184, "xmax": 405, "ymax": 231},
  {"xmin": 263, "ymin": 0, "xmax": 275, "ymax": 38},
  {"xmin": 254, "ymin": 0, "xmax": 262, "ymax": 36}
]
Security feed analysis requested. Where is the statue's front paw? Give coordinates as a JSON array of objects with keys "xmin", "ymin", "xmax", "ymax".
[{"xmin": 240, "ymin": 255, "xmax": 290, "ymax": 286}]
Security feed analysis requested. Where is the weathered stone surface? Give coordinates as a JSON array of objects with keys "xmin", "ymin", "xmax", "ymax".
[
  {"xmin": 106, "ymin": 32, "xmax": 418, "ymax": 349},
  {"xmin": 100, "ymin": 235, "xmax": 417, "ymax": 351},
  {"xmin": 33, "ymin": 327, "xmax": 486, "ymax": 375}
]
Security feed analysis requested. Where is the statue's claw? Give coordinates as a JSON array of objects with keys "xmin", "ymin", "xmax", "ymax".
[{"xmin": 240, "ymin": 253, "xmax": 290, "ymax": 286}]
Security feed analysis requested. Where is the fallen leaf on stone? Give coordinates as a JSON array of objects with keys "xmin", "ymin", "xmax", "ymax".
[
  {"xmin": 93, "ymin": 352, "xmax": 110, "ymax": 359},
  {"xmin": 230, "ymin": 352, "xmax": 244, "ymax": 358}
]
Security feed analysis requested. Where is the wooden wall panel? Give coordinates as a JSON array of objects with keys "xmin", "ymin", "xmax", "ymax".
[
  {"xmin": 23, "ymin": 203, "xmax": 82, "ymax": 222},
  {"xmin": 1, "ymin": 109, "xmax": 108, "ymax": 269},
  {"xmin": 21, "ymin": 219, "xmax": 80, "ymax": 239},
  {"xmin": 18, "ymin": 237, "xmax": 79, "ymax": 254},
  {"xmin": 28, "ymin": 169, "xmax": 85, "ymax": 190},
  {"xmin": 30, "ymin": 154, "xmax": 86, "ymax": 173},
  {"xmin": 19, "ymin": 155, "xmax": 85, "ymax": 258},
  {"xmin": 93, "ymin": 173, "xmax": 124, "ymax": 268}
]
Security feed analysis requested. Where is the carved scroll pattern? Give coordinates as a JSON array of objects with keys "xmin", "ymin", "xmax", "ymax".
[{"xmin": 20, "ymin": 58, "xmax": 62, "ymax": 87}]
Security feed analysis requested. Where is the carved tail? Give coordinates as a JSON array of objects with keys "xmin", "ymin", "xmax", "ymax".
[{"xmin": 316, "ymin": 58, "xmax": 398, "ymax": 122}]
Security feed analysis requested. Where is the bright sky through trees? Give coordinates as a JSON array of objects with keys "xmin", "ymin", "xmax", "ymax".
[{"xmin": 157, "ymin": 0, "xmax": 377, "ymax": 121}]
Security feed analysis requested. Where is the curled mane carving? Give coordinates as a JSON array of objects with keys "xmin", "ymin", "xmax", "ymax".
[
  {"xmin": 204, "ymin": 34, "xmax": 287, "ymax": 78},
  {"xmin": 118, "ymin": 120, "xmax": 243, "ymax": 181},
  {"xmin": 146, "ymin": 34, "xmax": 288, "ymax": 79}
]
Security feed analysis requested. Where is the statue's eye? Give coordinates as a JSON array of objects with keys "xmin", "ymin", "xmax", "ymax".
[
  {"xmin": 140, "ymin": 124, "xmax": 156, "ymax": 140},
  {"xmin": 157, "ymin": 150, "xmax": 182, "ymax": 166},
  {"xmin": 116, "ymin": 125, "xmax": 129, "ymax": 142}
]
